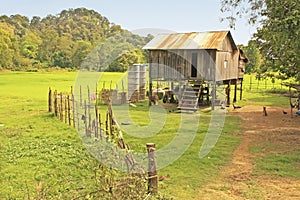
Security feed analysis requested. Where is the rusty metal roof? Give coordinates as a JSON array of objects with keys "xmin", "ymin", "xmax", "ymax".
[{"xmin": 143, "ymin": 31, "xmax": 236, "ymax": 50}]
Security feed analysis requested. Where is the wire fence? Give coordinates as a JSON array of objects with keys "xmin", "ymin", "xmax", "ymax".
[
  {"xmin": 242, "ymin": 76, "xmax": 289, "ymax": 92},
  {"xmin": 48, "ymin": 86, "xmax": 158, "ymax": 199}
]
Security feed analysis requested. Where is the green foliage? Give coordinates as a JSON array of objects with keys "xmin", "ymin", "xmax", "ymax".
[
  {"xmin": 241, "ymin": 41, "xmax": 262, "ymax": 74},
  {"xmin": 81, "ymin": 30, "xmax": 150, "ymax": 71},
  {"xmin": 108, "ymin": 49, "xmax": 146, "ymax": 72},
  {"xmin": 255, "ymin": 0, "xmax": 300, "ymax": 81},
  {"xmin": 221, "ymin": 0, "xmax": 300, "ymax": 82},
  {"xmin": 0, "ymin": 23, "xmax": 15, "ymax": 68},
  {"xmin": 0, "ymin": 8, "xmax": 151, "ymax": 71}
]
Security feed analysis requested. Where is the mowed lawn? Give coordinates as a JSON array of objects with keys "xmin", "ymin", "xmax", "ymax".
[{"xmin": 0, "ymin": 71, "xmax": 244, "ymax": 199}]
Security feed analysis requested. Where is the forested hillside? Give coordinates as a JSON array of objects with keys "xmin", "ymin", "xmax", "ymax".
[{"xmin": 0, "ymin": 8, "xmax": 152, "ymax": 71}]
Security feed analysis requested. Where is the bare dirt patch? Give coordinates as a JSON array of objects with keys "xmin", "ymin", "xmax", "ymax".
[{"xmin": 198, "ymin": 105, "xmax": 300, "ymax": 200}]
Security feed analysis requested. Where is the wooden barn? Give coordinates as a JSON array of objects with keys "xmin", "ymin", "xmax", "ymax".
[{"xmin": 143, "ymin": 30, "xmax": 248, "ymax": 111}]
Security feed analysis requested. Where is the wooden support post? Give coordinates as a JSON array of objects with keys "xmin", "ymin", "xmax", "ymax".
[
  {"xmin": 206, "ymin": 84, "xmax": 210, "ymax": 105},
  {"xmin": 233, "ymin": 80, "xmax": 237, "ymax": 103},
  {"xmin": 48, "ymin": 87, "xmax": 52, "ymax": 112},
  {"xmin": 147, "ymin": 143, "xmax": 158, "ymax": 194},
  {"xmin": 149, "ymin": 55, "xmax": 153, "ymax": 106},
  {"xmin": 149, "ymin": 82, "xmax": 153, "ymax": 106},
  {"xmin": 212, "ymin": 82, "xmax": 216, "ymax": 110},
  {"xmin": 240, "ymin": 79, "xmax": 243, "ymax": 101},
  {"xmin": 226, "ymin": 81, "xmax": 231, "ymax": 106}
]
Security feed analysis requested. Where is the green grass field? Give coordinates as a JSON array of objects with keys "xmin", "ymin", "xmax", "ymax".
[{"xmin": 0, "ymin": 72, "xmax": 296, "ymax": 199}]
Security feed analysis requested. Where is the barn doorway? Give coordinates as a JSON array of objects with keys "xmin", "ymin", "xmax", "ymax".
[{"xmin": 191, "ymin": 53, "xmax": 198, "ymax": 78}]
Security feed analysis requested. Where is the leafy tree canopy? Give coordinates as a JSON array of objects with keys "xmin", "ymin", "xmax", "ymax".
[
  {"xmin": 0, "ymin": 8, "xmax": 152, "ymax": 71},
  {"xmin": 221, "ymin": 0, "xmax": 300, "ymax": 81}
]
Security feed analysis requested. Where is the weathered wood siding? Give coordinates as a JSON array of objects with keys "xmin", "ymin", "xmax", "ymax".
[
  {"xmin": 149, "ymin": 49, "xmax": 216, "ymax": 81},
  {"xmin": 215, "ymin": 51, "xmax": 239, "ymax": 81},
  {"xmin": 215, "ymin": 36, "xmax": 239, "ymax": 81},
  {"xmin": 148, "ymin": 33, "xmax": 241, "ymax": 82}
]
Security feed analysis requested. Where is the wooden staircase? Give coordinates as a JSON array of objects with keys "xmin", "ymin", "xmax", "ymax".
[{"xmin": 177, "ymin": 83, "xmax": 202, "ymax": 112}]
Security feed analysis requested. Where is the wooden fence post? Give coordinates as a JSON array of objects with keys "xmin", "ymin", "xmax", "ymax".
[
  {"xmin": 263, "ymin": 106, "xmax": 268, "ymax": 116},
  {"xmin": 64, "ymin": 97, "xmax": 67, "ymax": 123},
  {"xmin": 48, "ymin": 87, "xmax": 52, "ymax": 112},
  {"xmin": 80, "ymin": 85, "xmax": 82, "ymax": 107},
  {"xmin": 147, "ymin": 143, "xmax": 158, "ymax": 194},
  {"xmin": 54, "ymin": 90, "xmax": 58, "ymax": 117},
  {"xmin": 84, "ymin": 100, "xmax": 88, "ymax": 136},
  {"xmin": 67, "ymin": 95, "xmax": 71, "ymax": 126},
  {"xmin": 95, "ymin": 104, "xmax": 99, "ymax": 138},
  {"xmin": 99, "ymin": 113, "xmax": 102, "ymax": 139},
  {"xmin": 105, "ymin": 111, "xmax": 109, "ymax": 137},
  {"xmin": 60, "ymin": 92, "xmax": 63, "ymax": 121},
  {"xmin": 72, "ymin": 93, "xmax": 76, "ymax": 128}
]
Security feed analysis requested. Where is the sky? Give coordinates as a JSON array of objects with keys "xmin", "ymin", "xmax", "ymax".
[{"xmin": 0, "ymin": 0, "xmax": 257, "ymax": 45}]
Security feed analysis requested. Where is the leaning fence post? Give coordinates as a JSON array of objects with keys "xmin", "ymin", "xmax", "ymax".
[
  {"xmin": 147, "ymin": 143, "xmax": 158, "ymax": 194},
  {"xmin": 48, "ymin": 87, "xmax": 52, "ymax": 112}
]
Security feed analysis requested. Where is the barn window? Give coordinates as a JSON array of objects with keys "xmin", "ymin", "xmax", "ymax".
[{"xmin": 224, "ymin": 60, "xmax": 228, "ymax": 69}]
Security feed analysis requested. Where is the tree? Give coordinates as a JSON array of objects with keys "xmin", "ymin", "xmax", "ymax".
[
  {"xmin": 37, "ymin": 29, "xmax": 59, "ymax": 66},
  {"xmin": 20, "ymin": 32, "xmax": 41, "ymax": 60},
  {"xmin": 221, "ymin": 0, "xmax": 300, "ymax": 81},
  {"xmin": 0, "ymin": 8, "xmax": 151, "ymax": 71},
  {"xmin": 0, "ymin": 23, "xmax": 14, "ymax": 69},
  {"xmin": 241, "ymin": 41, "xmax": 262, "ymax": 74},
  {"xmin": 108, "ymin": 49, "xmax": 146, "ymax": 72},
  {"xmin": 72, "ymin": 40, "xmax": 92, "ymax": 69}
]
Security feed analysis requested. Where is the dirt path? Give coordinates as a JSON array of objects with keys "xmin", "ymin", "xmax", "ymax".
[{"xmin": 198, "ymin": 105, "xmax": 300, "ymax": 199}]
